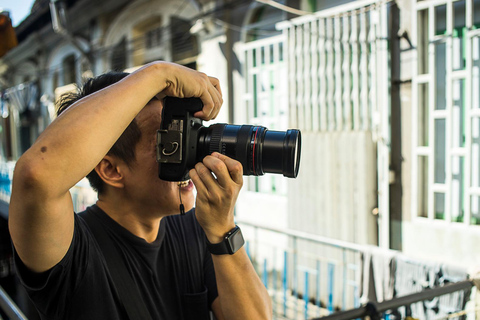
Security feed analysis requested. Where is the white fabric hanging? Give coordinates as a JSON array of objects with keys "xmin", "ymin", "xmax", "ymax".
[{"xmin": 4, "ymin": 82, "xmax": 39, "ymax": 114}]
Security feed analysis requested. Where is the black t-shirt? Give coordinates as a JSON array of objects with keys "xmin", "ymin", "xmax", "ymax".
[{"xmin": 14, "ymin": 205, "xmax": 218, "ymax": 320}]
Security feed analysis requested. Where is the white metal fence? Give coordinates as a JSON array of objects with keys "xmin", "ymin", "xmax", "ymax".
[
  {"xmin": 276, "ymin": 0, "xmax": 390, "ymax": 134},
  {"xmin": 275, "ymin": 0, "xmax": 391, "ymax": 247}
]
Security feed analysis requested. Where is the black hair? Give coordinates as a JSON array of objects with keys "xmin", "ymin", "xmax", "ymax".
[{"xmin": 56, "ymin": 72, "xmax": 142, "ymax": 194}]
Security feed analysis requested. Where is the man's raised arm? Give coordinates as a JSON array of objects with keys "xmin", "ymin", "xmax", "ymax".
[{"xmin": 9, "ymin": 62, "xmax": 222, "ymax": 273}]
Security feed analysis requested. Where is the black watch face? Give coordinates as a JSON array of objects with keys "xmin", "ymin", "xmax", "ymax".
[{"xmin": 227, "ymin": 227, "xmax": 245, "ymax": 254}]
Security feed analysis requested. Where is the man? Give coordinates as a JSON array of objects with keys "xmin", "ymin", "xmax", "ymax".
[{"xmin": 8, "ymin": 62, "xmax": 272, "ymax": 319}]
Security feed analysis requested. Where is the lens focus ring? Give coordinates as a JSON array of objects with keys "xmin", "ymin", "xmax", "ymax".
[{"xmin": 208, "ymin": 124, "xmax": 225, "ymax": 154}]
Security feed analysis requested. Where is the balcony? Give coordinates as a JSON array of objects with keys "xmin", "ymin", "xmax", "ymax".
[{"xmin": 0, "ymin": 161, "xmax": 477, "ymax": 319}]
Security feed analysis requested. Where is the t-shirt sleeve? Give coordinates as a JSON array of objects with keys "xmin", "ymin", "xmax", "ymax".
[{"xmin": 13, "ymin": 213, "xmax": 92, "ymax": 318}]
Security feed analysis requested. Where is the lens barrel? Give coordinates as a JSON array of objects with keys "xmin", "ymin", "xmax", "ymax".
[{"xmin": 198, "ymin": 124, "xmax": 301, "ymax": 178}]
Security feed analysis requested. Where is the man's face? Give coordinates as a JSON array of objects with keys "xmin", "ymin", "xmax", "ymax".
[{"xmin": 122, "ymin": 98, "xmax": 195, "ymax": 216}]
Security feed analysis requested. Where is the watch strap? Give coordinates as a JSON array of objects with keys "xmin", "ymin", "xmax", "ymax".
[
  {"xmin": 206, "ymin": 225, "xmax": 244, "ymax": 255},
  {"xmin": 206, "ymin": 236, "xmax": 230, "ymax": 255}
]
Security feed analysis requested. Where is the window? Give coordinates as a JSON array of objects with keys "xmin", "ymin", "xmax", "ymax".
[
  {"xmin": 132, "ymin": 16, "xmax": 163, "ymax": 66},
  {"xmin": 52, "ymin": 71, "xmax": 59, "ymax": 92},
  {"xmin": 111, "ymin": 37, "xmax": 127, "ymax": 71},
  {"xmin": 242, "ymin": 35, "xmax": 288, "ymax": 194},
  {"xmin": 146, "ymin": 26, "xmax": 162, "ymax": 49},
  {"xmin": 413, "ymin": 0, "xmax": 480, "ymax": 225},
  {"xmin": 62, "ymin": 54, "xmax": 76, "ymax": 85},
  {"xmin": 170, "ymin": 17, "xmax": 198, "ymax": 64}
]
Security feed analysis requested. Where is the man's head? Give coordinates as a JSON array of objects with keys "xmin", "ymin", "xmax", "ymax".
[
  {"xmin": 56, "ymin": 72, "xmax": 142, "ymax": 194},
  {"xmin": 56, "ymin": 72, "xmax": 195, "ymax": 215}
]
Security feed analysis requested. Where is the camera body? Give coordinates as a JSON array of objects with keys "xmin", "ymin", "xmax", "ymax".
[
  {"xmin": 156, "ymin": 97, "xmax": 203, "ymax": 181},
  {"xmin": 157, "ymin": 97, "xmax": 302, "ymax": 182}
]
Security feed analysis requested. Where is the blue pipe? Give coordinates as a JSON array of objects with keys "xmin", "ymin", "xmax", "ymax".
[
  {"xmin": 304, "ymin": 271, "xmax": 309, "ymax": 319},
  {"xmin": 316, "ymin": 260, "xmax": 321, "ymax": 307},
  {"xmin": 263, "ymin": 259, "xmax": 268, "ymax": 289},
  {"xmin": 327, "ymin": 263, "xmax": 335, "ymax": 314}
]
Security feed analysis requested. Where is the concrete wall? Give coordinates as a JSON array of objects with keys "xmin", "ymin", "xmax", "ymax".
[{"xmin": 403, "ymin": 220, "xmax": 480, "ymax": 269}]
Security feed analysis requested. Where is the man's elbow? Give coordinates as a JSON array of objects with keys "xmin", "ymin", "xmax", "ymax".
[{"xmin": 11, "ymin": 154, "xmax": 52, "ymax": 198}]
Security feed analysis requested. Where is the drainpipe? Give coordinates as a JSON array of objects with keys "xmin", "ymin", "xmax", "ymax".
[{"xmin": 49, "ymin": 0, "xmax": 93, "ymax": 67}]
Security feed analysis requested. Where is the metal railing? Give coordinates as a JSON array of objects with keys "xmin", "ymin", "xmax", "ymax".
[
  {"xmin": 238, "ymin": 219, "xmax": 365, "ymax": 319},
  {"xmin": 314, "ymin": 280, "xmax": 474, "ymax": 320},
  {"xmin": 0, "ymin": 286, "xmax": 27, "ymax": 320},
  {"xmin": 238, "ymin": 219, "xmax": 474, "ymax": 320},
  {"xmin": 0, "ymin": 162, "xmax": 14, "ymax": 205}
]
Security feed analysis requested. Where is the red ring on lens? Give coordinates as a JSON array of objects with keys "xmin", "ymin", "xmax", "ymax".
[{"xmin": 252, "ymin": 127, "xmax": 260, "ymax": 175}]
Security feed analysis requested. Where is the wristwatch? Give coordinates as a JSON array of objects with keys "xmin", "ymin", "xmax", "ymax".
[{"xmin": 206, "ymin": 225, "xmax": 245, "ymax": 255}]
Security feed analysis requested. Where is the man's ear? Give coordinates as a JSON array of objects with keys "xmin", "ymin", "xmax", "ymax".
[{"xmin": 95, "ymin": 155, "xmax": 126, "ymax": 189}]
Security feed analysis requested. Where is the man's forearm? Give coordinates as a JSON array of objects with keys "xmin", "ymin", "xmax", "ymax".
[{"xmin": 213, "ymin": 248, "xmax": 273, "ymax": 319}]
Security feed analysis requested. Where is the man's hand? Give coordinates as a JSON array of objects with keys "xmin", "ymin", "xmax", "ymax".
[
  {"xmin": 189, "ymin": 152, "xmax": 243, "ymax": 243},
  {"xmin": 154, "ymin": 62, "xmax": 223, "ymax": 121}
]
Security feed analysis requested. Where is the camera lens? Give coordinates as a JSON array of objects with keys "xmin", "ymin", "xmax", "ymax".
[{"xmin": 197, "ymin": 124, "xmax": 301, "ymax": 178}]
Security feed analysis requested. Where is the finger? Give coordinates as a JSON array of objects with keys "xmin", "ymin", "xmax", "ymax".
[
  {"xmin": 194, "ymin": 88, "xmax": 222, "ymax": 120},
  {"xmin": 211, "ymin": 152, "xmax": 243, "ymax": 185},
  {"xmin": 210, "ymin": 78, "xmax": 223, "ymax": 119},
  {"xmin": 214, "ymin": 89, "xmax": 223, "ymax": 119},
  {"xmin": 209, "ymin": 76, "xmax": 222, "ymax": 96},
  {"xmin": 211, "ymin": 153, "xmax": 243, "ymax": 185},
  {"xmin": 189, "ymin": 168, "xmax": 207, "ymax": 196},
  {"xmin": 202, "ymin": 155, "xmax": 232, "ymax": 188},
  {"xmin": 195, "ymin": 77, "xmax": 222, "ymax": 120},
  {"xmin": 193, "ymin": 161, "xmax": 220, "ymax": 192},
  {"xmin": 196, "ymin": 91, "xmax": 215, "ymax": 119},
  {"xmin": 207, "ymin": 86, "xmax": 222, "ymax": 120}
]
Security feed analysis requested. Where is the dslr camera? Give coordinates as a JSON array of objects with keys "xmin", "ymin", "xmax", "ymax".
[{"xmin": 156, "ymin": 97, "xmax": 301, "ymax": 181}]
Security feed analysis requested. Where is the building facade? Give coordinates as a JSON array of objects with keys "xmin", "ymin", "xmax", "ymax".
[{"xmin": 1, "ymin": 0, "xmax": 480, "ymax": 318}]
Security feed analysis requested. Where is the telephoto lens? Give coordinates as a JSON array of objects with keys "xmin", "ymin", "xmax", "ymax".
[{"xmin": 197, "ymin": 124, "xmax": 301, "ymax": 178}]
